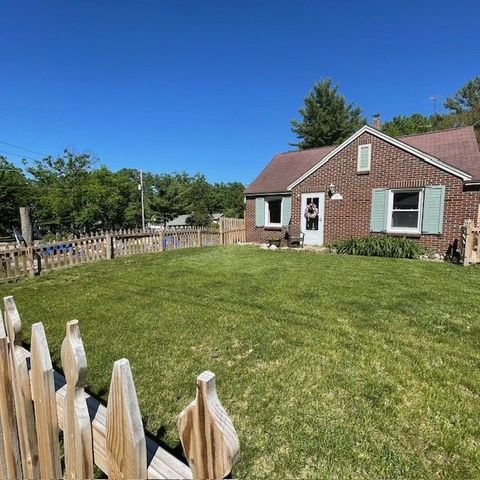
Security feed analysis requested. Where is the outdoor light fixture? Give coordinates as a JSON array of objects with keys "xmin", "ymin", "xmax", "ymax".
[{"xmin": 328, "ymin": 183, "xmax": 343, "ymax": 200}]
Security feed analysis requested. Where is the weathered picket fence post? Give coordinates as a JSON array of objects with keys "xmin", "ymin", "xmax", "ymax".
[
  {"xmin": 178, "ymin": 370, "xmax": 240, "ymax": 479},
  {"xmin": 31, "ymin": 322, "xmax": 62, "ymax": 479},
  {"xmin": 106, "ymin": 358, "xmax": 147, "ymax": 479},
  {"xmin": 61, "ymin": 320, "xmax": 94, "ymax": 479},
  {"xmin": 4, "ymin": 296, "xmax": 40, "ymax": 479},
  {"xmin": 0, "ymin": 308, "xmax": 22, "ymax": 479}
]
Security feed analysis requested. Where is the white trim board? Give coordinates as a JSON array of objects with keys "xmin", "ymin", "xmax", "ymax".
[{"xmin": 287, "ymin": 125, "xmax": 472, "ymax": 190}]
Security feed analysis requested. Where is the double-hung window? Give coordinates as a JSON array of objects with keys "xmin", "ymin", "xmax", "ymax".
[
  {"xmin": 387, "ymin": 189, "xmax": 423, "ymax": 233},
  {"xmin": 265, "ymin": 197, "xmax": 283, "ymax": 227}
]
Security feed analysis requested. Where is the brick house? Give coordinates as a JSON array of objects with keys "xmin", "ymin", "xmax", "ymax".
[{"xmin": 244, "ymin": 125, "xmax": 480, "ymax": 253}]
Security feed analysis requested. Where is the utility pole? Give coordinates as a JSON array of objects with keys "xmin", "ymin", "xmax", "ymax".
[{"xmin": 139, "ymin": 170, "xmax": 145, "ymax": 231}]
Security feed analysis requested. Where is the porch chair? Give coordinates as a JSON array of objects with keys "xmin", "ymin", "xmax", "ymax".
[{"xmin": 285, "ymin": 224, "xmax": 304, "ymax": 248}]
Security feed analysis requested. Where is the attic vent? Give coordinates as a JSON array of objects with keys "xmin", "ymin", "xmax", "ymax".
[{"xmin": 357, "ymin": 144, "xmax": 371, "ymax": 173}]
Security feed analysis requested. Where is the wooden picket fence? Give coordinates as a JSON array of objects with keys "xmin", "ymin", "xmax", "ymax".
[
  {"xmin": 460, "ymin": 219, "xmax": 480, "ymax": 266},
  {"xmin": 0, "ymin": 296, "xmax": 240, "ymax": 479},
  {"xmin": 219, "ymin": 218, "xmax": 245, "ymax": 245},
  {"xmin": 0, "ymin": 219, "xmax": 245, "ymax": 282}
]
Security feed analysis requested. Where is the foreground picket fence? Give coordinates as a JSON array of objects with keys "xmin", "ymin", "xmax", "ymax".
[
  {"xmin": 0, "ymin": 218, "xmax": 245, "ymax": 282},
  {"xmin": 0, "ymin": 296, "xmax": 240, "ymax": 479}
]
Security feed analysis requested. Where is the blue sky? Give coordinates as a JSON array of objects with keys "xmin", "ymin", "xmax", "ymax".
[{"xmin": 1, "ymin": 0, "xmax": 478, "ymax": 185}]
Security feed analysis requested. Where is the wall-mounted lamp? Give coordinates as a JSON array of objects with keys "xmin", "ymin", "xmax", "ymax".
[{"xmin": 328, "ymin": 183, "xmax": 343, "ymax": 200}]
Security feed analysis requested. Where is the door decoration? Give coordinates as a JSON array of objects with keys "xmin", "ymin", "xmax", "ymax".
[{"xmin": 304, "ymin": 202, "xmax": 318, "ymax": 219}]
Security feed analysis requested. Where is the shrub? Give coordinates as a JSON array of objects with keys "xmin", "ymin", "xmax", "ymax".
[{"xmin": 330, "ymin": 236, "xmax": 426, "ymax": 259}]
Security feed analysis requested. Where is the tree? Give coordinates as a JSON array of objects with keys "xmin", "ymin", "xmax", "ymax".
[
  {"xmin": 382, "ymin": 113, "xmax": 432, "ymax": 137},
  {"xmin": 0, "ymin": 157, "xmax": 31, "ymax": 236},
  {"xmin": 290, "ymin": 79, "xmax": 365, "ymax": 149},
  {"xmin": 211, "ymin": 182, "xmax": 245, "ymax": 218},
  {"xmin": 444, "ymin": 76, "xmax": 480, "ymax": 113},
  {"xmin": 147, "ymin": 173, "xmax": 191, "ymax": 226},
  {"xmin": 185, "ymin": 174, "xmax": 213, "ymax": 227}
]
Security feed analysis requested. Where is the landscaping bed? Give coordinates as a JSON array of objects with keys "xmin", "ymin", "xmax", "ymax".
[{"xmin": 1, "ymin": 246, "xmax": 478, "ymax": 479}]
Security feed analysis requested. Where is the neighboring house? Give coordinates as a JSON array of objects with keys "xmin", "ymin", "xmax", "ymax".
[
  {"xmin": 165, "ymin": 213, "xmax": 224, "ymax": 228},
  {"xmin": 244, "ymin": 125, "xmax": 480, "ymax": 253},
  {"xmin": 166, "ymin": 214, "xmax": 191, "ymax": 228}
]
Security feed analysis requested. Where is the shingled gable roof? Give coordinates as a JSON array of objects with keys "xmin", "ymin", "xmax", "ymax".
[{"xmin": 244, "ymin": 125, "xmax": 480, "ymax": 195}]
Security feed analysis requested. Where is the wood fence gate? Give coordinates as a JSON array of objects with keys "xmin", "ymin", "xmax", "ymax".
[{"xmin": 0, "ymin": 296, "xmax": 240, "ymax": 479}]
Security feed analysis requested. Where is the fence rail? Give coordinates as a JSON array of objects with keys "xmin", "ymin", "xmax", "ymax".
[
  {"xmin": 0, "ymin": 219, "xmax": 245, "ymax": 282},
  {"xmin": 0, "ymin": 296, "xmax": 240, "ymax": 479}
]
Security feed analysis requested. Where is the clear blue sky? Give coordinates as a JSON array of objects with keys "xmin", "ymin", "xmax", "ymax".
[{"xmin": 1, "ymin": 0, "xmax": 478, "ymax": 185}]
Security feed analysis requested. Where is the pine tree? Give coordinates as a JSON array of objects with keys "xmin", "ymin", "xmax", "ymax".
[
  {"xmin": 444, "ymin": 76, "xmax": 480, "ymax": 113},
  {"xmin": 290, "ymin": 79, "xmax": 365, "ymax": 149}
]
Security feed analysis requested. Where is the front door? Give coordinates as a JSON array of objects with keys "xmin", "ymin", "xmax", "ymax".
[{"xmin": 301, "ymin": 192, "xmax": 325, "ymax": 245}]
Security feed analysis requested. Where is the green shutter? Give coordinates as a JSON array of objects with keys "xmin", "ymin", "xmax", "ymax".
[
  {"xmin": 422, "ymin": 185, "xmax": 445, "ymax": 234},
  {"xmin": 282, "ymin": 196, "xmax": 292, "ymax": 226},
  {"xmin": 370, "ymin": 188, "xmax": 388, "ymax": 232},
  {"xmin": 255, "ymin": 197, "xmax": 265, "ymax": 227}
]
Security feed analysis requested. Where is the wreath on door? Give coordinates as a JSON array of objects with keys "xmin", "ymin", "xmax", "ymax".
[{"xmin": 304, "ymin": 202, "xmax": 318, "ymax": 219}]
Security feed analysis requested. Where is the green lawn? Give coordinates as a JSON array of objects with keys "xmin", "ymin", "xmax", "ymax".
[{"xmin": 1, "ymin": 246, "xmax": 479, "ymax": 479}]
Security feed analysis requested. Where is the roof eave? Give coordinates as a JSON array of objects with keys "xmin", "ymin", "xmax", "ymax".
[{"xmin": 244, "ymin": 191, "xmax": 291, "ymax": 197}]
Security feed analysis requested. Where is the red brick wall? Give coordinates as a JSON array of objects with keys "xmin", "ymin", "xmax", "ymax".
[{"xmin": 246, "ymin": 132, "xmax": 480, "ymax": 253}]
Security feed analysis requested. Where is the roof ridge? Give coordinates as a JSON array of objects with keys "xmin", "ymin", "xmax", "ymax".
[{"xmin": 398, "ymin": 125, "xmax": 474, "ymax": 139}]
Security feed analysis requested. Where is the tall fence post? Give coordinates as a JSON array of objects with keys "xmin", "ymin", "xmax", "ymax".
[
  {"xmin": 106, "ymin": 232, "xmax": 113, "ymax": 260},
  {"xmin": 463, "ymin": 220, "xmax": 474, "ymax": 266},
  {"xmin": 219, "ymin": 218, "xmax": 224, "ymax": 245},
  {"xmin": 197, "ymin": 229, "xmax": 202, "ymax": 248}
]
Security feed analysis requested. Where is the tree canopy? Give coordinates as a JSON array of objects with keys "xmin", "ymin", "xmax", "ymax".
[
  {"xmin": 290, "ymin": 79, "xmax": 365, "ymax": 149},
  {"xmin": 0, "ymin": 157, "xmax": 30, "ymax": 236},
  {"xmin": 382, "ymin": 113, "xmax": 433, "ymax": 137},
  {"xmin": 444, "ymin": 76, "xmax": 480, "ymax": 113},
  {"xmin": 0, "ymin": 151, "xmax": 245, "ymax": 237}
]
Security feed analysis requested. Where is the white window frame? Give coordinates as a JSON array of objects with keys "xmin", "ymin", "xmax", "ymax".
[
  {"xmin": 357, "ymin": 144, "xmax": 372, "ymax": 172},
  {"xmin": 387, "ymin": 188, "xmax": 423, "ymax": 234},
  {"xmin": 264, "ymin": 196, "xmax": 283, "ymax": 227}
]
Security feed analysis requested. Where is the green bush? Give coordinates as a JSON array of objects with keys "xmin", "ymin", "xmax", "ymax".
[{"xmin": 331, "ymin": 235, "xmax": 426, "ymax": 259}]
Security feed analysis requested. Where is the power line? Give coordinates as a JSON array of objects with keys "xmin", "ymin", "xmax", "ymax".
[
  {"xmin": 0, "ymin": 140, "xmax": 48, "ymax": 157},
  {"xmin": 0, "ymin": 150, "xmax": 40, "ymax": 162}
]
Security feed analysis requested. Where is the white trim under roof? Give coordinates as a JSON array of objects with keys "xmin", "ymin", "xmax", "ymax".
[{"xmin": 287, "ymin": 125, "xmax": 472, "ymax": 190}]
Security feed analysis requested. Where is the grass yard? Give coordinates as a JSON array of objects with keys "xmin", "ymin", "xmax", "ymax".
[{"xmin": 1, "ymin": 246, "xmax": 479, "ymax": 479}]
